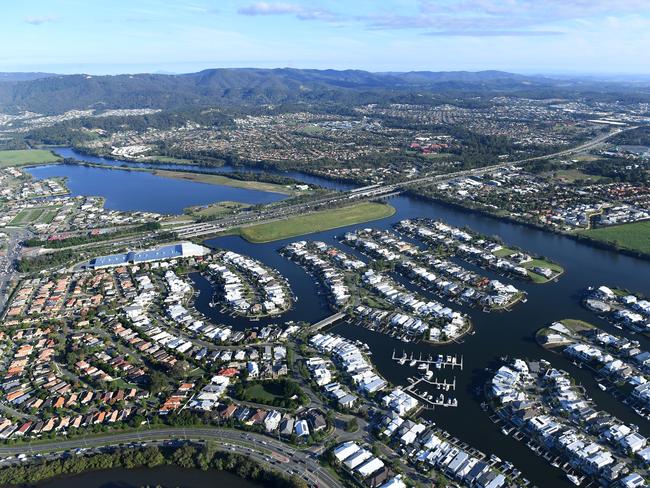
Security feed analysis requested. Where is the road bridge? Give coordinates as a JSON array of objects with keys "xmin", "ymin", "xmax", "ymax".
[
  {"xmin": 166, "ymin": 126, "xmax": 636, "ymax": 239},
  {"xmin": 310, "ymin": 311, "xmax": 346, "ymax": 331}
]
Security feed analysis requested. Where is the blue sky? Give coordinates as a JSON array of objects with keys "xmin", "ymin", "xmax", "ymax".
[{"xmin": 2, "ymin": 0, "xmax": 650, "ymax": 75}]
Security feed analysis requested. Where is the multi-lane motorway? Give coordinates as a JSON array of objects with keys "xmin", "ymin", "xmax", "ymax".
[
  {"xmin": 171, "ymin": 125, "xmax": 636, "ymax": 238},
  {"xmin": 0, "ymin": 427, "xmax": 343, "ymax": 488}
]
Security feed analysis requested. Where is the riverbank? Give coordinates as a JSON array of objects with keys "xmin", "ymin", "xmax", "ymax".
[
  {"xmin": 577, "ymin": 220, "xmax": 650, "ymax": 257},
  {"xmin": 536, "ymin": 318, "xmax": 596, "ymax": 347},
  {"xmin": 151, "ymin": 169, "xmax": 299, "ymax": 195},
  {"xmin": 407, "ymin": 189, "xmax": 650, "ymax": 262},
  {"xmin": 238, "ymin": 202, "xmax": 396, "ymax": 243},
  {"xmin": 0, "ymin": 149, "xmax": 62, "ymax": 168}
]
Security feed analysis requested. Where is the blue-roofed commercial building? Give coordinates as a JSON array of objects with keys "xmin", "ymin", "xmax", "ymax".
[{"xmin": 90, "ymin": 242, "xmax": 209, "ymax": 269}]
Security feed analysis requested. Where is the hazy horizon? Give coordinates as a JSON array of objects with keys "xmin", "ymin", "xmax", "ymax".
[
  {"xmin": 2, "ymin": 1, "xmax": 650, "ymax": 76},
  {"xmin": 4, "ymin": 66, "xmax": 650, "ymax": 82}
]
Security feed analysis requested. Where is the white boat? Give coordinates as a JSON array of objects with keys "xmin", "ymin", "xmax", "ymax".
[
  {"xmin": 598, "ymin": 383, "xmax": 607, "ymax": 391},
  {"xmin": 566, "ymin": 474, "xmax": 581, "ymax": 486},
  {"xmin": 425, "ymin": 370, "xmax": 433, "ymax": 380},
  {"xmin": 417, "ymin": 363, "xmax": 428, "ymax": 370},
  {"xmin": 410, "ymin": 359, "xmax": 418, "ymax": 367},
  {"xmin": 398, "ymin": 358, "xmax": 406, "ymax": 365}
]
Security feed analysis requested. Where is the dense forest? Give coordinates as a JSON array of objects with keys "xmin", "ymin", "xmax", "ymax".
[
  {"xmin": 611, "ymin": 126, "xmax": 650, "ymax": 146},
  {"xmin": 25, "ymin": 108, "xmax": 234, "ymax": 146},
  {"xmin": 582, "ymin": 158, "xmax": 648, "ymax": 183},
  {"xmin": 2, "ymin": 68, "xmax": 650, "ymax": 114}
]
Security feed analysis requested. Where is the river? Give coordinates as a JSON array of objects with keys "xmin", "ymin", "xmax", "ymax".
[
  {"xmin": 25, "ymin": 465, "xmax": 261, "ymax": 488},
  {"xmin": 30, "ymin": 148, "xmax": 650, "ymax": 487},
  {"xmin": 25, "ymin": 152, "xmax": 288, "ymax": 215}
]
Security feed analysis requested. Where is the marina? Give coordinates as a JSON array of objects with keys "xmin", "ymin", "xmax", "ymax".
[
  {"xmin": 45, "ymin": 149, "xmax": 650, "ymax": 488},
  {"xmin": 405, "ymin": 375, "xmax": 458, "ymax": 410},
  {"xmin": 392, "ymin": 349, "xmax": 464, "ymax": 371}
]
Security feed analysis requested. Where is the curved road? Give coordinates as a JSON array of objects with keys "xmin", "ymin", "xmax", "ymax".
[{"xmin": 0, "ymin": 427, "xmax": 343, "ymax": 488}]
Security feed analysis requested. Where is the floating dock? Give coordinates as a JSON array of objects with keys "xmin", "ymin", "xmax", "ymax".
[
  {"xmin": 392, "ymin": 349, "xmax": 463, "ymax": 371},
  {"xmin": 407, "ymin": 375, "xmax": 456, "ymax": 391}
]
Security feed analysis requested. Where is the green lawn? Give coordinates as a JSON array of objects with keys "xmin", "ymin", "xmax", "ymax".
[
  {"xmin": 35, "ymin": 209, "xmax": 59, "ymax": 224},
  {"xmin": 237, "ymin": 379, "xmax": 308, "ymax": 409},
  {"xmin": 153, "ymin": 169, "xmax": 296, "ymax": 195},
  {"xmin": 243, "ymin": 383, "xmax": 283, "ymax": 403},
  {"xmin": 578, "ymin": 220, "xmax": 650, "ymax": 256},
  {"xmin": 10, "ymin": 209, "xmax": 40, "ymax": 225},
  {"xmin": 560, "ymin": 319, "xmax": 596, "ymax": 333},
  {"xmin": 10, "ymin": 206, "xmax": 61, "ymax": 226},
  {"xmin": 0, "ymin": 149, "xmax": 62, "ymax": 168},
  {"xmin": 522, "ymin": 258, "xmax": 565, "ymax": 283},
  {"xmin": 239, "ymin": 202, "xmax": 396, "ymax": 243},
  {"xmin": 548, "ymin": 168, "xmax": 606, "ymax": 183},
  {"xmin": 492, "ymin": 247, "xmax": 515, "ymax": 257},
  {"xmin": 187, "ymin": 201, "xmax": 252, "ymax": 219}
]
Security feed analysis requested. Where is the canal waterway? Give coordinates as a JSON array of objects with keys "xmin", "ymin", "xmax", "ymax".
[{"xmin": 49, "ymin": 148, "xmax": 650, "ymax": 487}]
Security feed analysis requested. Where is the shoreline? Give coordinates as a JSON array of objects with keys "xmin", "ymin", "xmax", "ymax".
[
  {"xmin": 151, "ymin": 169, "xmax": 298, "ymax": 195},
  {"xmin": 405, "ymin": 190, "xmax": 650, "ymax": 262}
]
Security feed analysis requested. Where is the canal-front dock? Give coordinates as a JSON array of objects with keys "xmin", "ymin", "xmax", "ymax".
[{"xmin": 392, "ymin": 349, "xmax": 463, "ymax": 370}]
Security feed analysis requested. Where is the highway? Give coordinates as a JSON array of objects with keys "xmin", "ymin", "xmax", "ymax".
[
  {"xmin": 169, "ymin": 125, "xmax": 636, "ymax": 238},
  {"xmin": 1, "ymin": 127, "xmax": 625, "ymax": 484},
  {"xmin": 0, "ymin": 427, "xmax": 343, "ymax": 488},
  {"xmin": 0, "ymin": 228, "xmax": 29, "ymax": 312},
  {"xmin": 39, "ymin": 125, "xmax": 635, "ymax": 260}
]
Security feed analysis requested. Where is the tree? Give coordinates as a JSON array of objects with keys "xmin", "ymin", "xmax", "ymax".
[
  {"xmin": 345, "ymin": 418, "xmax": 358, "ymax": 432},
  {"xmin": 148, "ymin": 371, "xmax": 167, "ymax": 394}
]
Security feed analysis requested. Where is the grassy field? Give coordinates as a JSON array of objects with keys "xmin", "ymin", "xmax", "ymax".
[
  {"xmin": 153, "ymin": 169, "xmax": 296, "ymax": 195},
  {"xmin": 492, "ymin": 247, "xmax": 515, "ymax": 257},
  {"xmin": 560, "ymin": 319, "xmax": 596, "ymax": 332},
  {"xmin": 522, "ymin": 258, "xmax": 565, "ymax": 283},
  {"xmin": 243, "ymin": 383, "xmax": 284, "ymax": 403},
  {"xmin": 239, "ymin": 202, "xmax": 396, "ymax": 243},
  {"xmin": 487, "ymin": 246, "xmax": 563, "ymax": 283},
  {"xmin": 237, "ymin": 379, "xmax": 307, "ymax": 408},
  {"xmin": 0, "ymin": 149, "xmax": 62, "ymax": 168},
  {"xmin": 10, "ymin": 206, "xmax": 60, "ymax": 226},
  {"xmin": 536, "ymin": 319, "xmax": 594, "ymax": 346},
  {"xmin": 186, "ymin": 201, "xmax": 252, "ymax": 219},
  {"xmin": 578, "ymin": 220, "xmax": 650, "ymax": 256},
  {"xmin": 549, "ymin": 168, "xmax": 607, "ymax": 183}
]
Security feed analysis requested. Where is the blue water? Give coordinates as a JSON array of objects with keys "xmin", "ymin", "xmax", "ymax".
[
  {"xmin": 24, "ymin": 164, "xmax": 285, "ymax": 215},
  {"xmin": 34, "ymin": 147, "xmax": 650, "ymax": 487},
  {"xmin": 53, "ymin": 147, "xmax": 356, "ymax": 192}
]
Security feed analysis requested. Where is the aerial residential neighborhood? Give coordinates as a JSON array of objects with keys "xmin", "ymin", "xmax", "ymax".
[{"xmin": 1, "ymin": 1, "xmax": 650, "ymax": 487}]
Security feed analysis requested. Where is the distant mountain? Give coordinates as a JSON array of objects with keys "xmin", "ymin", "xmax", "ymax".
[
  {"xmin": 0, "ymin": 72, "xmax": 57, "ymax": 82},
  {"xmin": 0, "ymin": 68, "xmax": 646, "ymax": 114}
]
